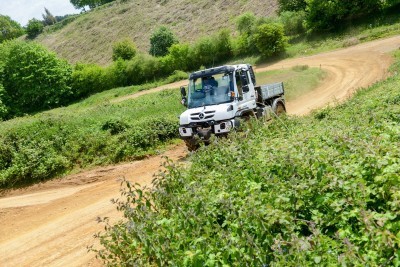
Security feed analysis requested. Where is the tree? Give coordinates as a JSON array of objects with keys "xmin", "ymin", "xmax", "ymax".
[
  {"xmin": 112, "ymin": 39, "xmax": 137, "ymax": 61},
  {"xmin": 42, "ymin": 8, "xmax": 57, "ymax": 26},
  {"xmin": 278, "ymin": 0, "xmax": 307, "ymax": 13},
  {"xmin": 1, "ymin": 41, "xmax": 72, "ymax": 114},
  {"xmin": 0, "ymin": 15, "xmax": 24, "ymax": 43},
  {"xmin": 305, "ymin": 0, "xmax": 383, "ymax": 32},
  {"xmin": 253, "ymin": 23, "xmax": 288, "ymax": 57},
  {"xmin": 70, "ymin": 0, "xmax": 115, "ymax": 9},
  {"xmin": 149, "ymin": 26, "xmax": 178, "ymax": 57},
  {"xmin": 236, "ymin": 12, "xmax": 257, "ymax": 35},
  {"xmin": 26, "ymin": 19, "xmax": 44, "ymax": 39}
]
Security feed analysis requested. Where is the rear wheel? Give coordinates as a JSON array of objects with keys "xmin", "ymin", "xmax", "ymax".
[{"xmin": 275, "ymin": 103, "xmax": 286, "ymax": 116}]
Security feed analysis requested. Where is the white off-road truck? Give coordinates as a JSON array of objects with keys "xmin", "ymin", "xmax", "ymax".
[{"xmin": 179, "ymin": 64, "xmax": 286, "ymax": 150}]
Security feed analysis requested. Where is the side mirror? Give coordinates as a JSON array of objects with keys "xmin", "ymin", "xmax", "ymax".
[
  {"xmin": 242, "ymin": 85, "xmax": 249, "ymax": 93},
  {"xmin": 180, "ymin": 86, "xmax": 186, "ymax": 97}
]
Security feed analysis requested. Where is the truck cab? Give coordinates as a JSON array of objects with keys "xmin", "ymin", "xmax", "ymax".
[{"xmin": 179, "ymin": 64, "xmax": 285, "ymax": 150}]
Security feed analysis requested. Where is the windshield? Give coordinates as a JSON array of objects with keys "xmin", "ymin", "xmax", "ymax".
[{"xmin": 187, "ymin": 72, "xmax": 233, "ymax": 108}]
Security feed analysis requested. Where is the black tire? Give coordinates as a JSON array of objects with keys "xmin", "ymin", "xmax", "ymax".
[
  {"xmin": 275, "ymin": 103, "xmax": 286, "ymax": 116},
  {"xmin": 184, "ymin": 138, "xmax": 199, "ymax": 152}
]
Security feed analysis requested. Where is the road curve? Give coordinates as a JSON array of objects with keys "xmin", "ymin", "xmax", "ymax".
[{"xmin": 1, "ymin": 35, "xmax": 400, "ymax": 266}]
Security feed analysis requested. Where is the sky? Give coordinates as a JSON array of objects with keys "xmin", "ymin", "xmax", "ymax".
[{"xmin": 0, "ymin": 0, "xmax": 79, "ymax": 26}]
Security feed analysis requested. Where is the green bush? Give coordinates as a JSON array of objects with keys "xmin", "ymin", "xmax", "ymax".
[
  {"xmin": 278, "ymin": 0, "xmax": 306, "ymax": 13},
  {"xmin": 1, "ymin": 41, "xmax": 72, "ymax": 115},
  {"xmin": 280, "ymin": 10, "xmax": 306, "ymax": 36},
  {"xmin": 0, "ymin": 15, "xmax": 24, "ymax": 43},
  {"xmin": 71, "ymin": 63, "xmax": 109, "ymax": 97},
  {"xmin": 149, "ymin": 26, "xmax": 178, "ymax": 57},
  {"xmin": 236, "ymin": 12, "xmax": 257, "ymax": 35},
  {"xmin": 26, "ymin": 18, "xmax": 44, "ymax": 39},
  {"xmin": 112, "ymin": 39, "xmax": 137, "ymax": 61},
  {"xmin": 0, "ymin": 84, "xmax": 8, "ymax": 120},
  {"xmin": 305, "ymin": 0, "xmax": 383, "ymax": 32},
  {"xmin": 214, "ymin": 29, "xmax": 233, "ymax": 63},
  {"xmin": 164, "ymin": 43, "xmax": 191, "ymax": 71},
  {"xmin": 253, "ymin": 23, "xmax": 288, "ymax": 57}
]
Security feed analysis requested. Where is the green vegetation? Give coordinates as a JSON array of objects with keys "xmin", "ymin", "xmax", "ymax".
[
  {"xmin": 94, "ymin": 52, "xmax": 400, "ymax": 267},
  {"xmin": 254, "ymin": 23, "xmax": 287, "ymax": 58},
  {"xmin": 26, "ymin": 19, "xmax": 44, "ymax": 39},
  {"xmin": 149, "ymin": 26, "xmax": 178, "ymax": 57},
  {"xmin": 0, "ymin": 41, "xmax": 72, "ymax": 118},
  {"xmin": 112, "ymin": 39, "xmax": 137, "ymax": 61},
  {"xmin": 70, "ymin": 0, "xmax": 115, "ymax": 9},
  {"xmin": 0, "ymin": 15, "xmax": 24, "ymax": 43},
  {"xmin": 0, "ymin": 89, "xmax": 184, "ymax": 188}
]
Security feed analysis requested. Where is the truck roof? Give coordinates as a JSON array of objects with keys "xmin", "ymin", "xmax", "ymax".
[{"xmin": 189, "ymin": 64, "xmax": 250, "ymax": 80}]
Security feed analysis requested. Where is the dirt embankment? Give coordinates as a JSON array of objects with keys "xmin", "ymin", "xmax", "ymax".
[{"xmin": 1, "ymin": 35, "xmax": 399, "ymax": 267}]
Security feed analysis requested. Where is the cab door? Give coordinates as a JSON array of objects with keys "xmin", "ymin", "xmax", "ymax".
[{"xmin": 235, "ymin": 69, "xmax": 256, "ymax": 110}]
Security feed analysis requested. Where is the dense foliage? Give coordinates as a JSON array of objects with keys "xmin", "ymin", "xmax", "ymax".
[
  {"xmin": 0, "ymin": 15, "xmax": 24, "ymax": 43},
  {"xmin": 254, "ymin": 23, "xmax": 288, "ymax": 57},
  {"xmin": 112, "ymin": 39, "xmax": 137, "ymax": 61},
  {"xmin": 0, "ymin": 41, "xmax": 72, "ymax": 118},
  {"xmin": 149, "ymin": 26, "xmax": 178, "ymax": 57},
  {"xmin": 26, "ymin": 19, "xmax": 44, "ymax": 39},
  {"xmin": 95, "ymin": 55, "xmax": 400, "ymax": 265},
  {"xmin": 0, "ymin": 89, "xmax": 183, "ymax": 188},
  {"xmin": 278, "ymin": 0, "xmax": 306, "ymax": 13},
  {"xmin": 70, "ymin": 0, "xmax": 115, "ymax": 9}
]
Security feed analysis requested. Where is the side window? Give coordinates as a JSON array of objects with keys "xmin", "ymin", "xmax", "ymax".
[
  {"xmin": 235, "ymin": 72, "xmax": 243, "ymax": 97},
  {"xmin": 240, "ymin": 70, "xmax": 249, "ymax": 86}
]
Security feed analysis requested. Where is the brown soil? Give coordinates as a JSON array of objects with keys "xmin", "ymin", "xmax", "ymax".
[{"xmin": 1, "ymin": 35, "xmax": 399, "ymax": 266}]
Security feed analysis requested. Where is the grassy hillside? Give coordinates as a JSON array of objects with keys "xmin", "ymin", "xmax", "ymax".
[
  {"xmin": 37, "ymin": 0, "xmax": 277, "ymax": 66},
  {"xmin": 95, "ymin": 52, "xmax": 400, "ymax": 266}
]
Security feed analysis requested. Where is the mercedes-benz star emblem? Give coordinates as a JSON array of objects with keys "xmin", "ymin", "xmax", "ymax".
[{"xmin": 199, "ymin": 113, "xmax": 205, "ymax": 119}]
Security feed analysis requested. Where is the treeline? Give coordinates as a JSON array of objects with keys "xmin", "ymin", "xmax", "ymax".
[{"xmin": 278, "ymin": 0, "xmax": 400, "ymax": 32}]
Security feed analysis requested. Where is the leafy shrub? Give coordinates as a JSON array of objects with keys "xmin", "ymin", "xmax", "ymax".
[
  {"xmin": 163, "ymin": 43, "xmax": 191, "ymax": 71},
  {"xmin": 192, "ymin": 37, "xmax": 216, "ymax": 68},
  {"xmin": 305, "ymin": 0, "xmax": 383, "ymax": 32},
  {"xmin": 214, "ymin": 29, "xmax": 233, "ymax": 62},
  {"xmin": 0, "ymin": 84, "xmax": 9, "ymax": 120},
  {"xmin": 0, "ymin": 15, "xmax": 24, "ymax": 43},
  {"xmin": 236, "ymin": 12, "xmax": 257, "ymax": 35},
  {"xmin": 149, "ymin": 26, "xmax": 178, "ymax": 57},
  {"xmin": 101, "ymin": 119, "xmax": 129, "ymax": 135},
  {"xmin": 26, "ymin": 19, "xmax": 44, "ymax": 39},
  {"xmin": 278, "ymin": 0, "xmax": 306, "ymax": 13},
  {"xmin": 253, "ymin": 23, "xmax": 288, "ymax": 57},
  {"xmin": 112, "ymin": 39, "xmax": 137, "ymax": 61},
  {"xmin": 1, "ymin": 41, "xmax": 72, "ymax": 115},
  {"xmin": 71, "ymin": 63, "xmax": 109, "ymax": 97},
  {"xmin": 279, "ymin": 10, "xmax": 306, "ymax": 36}
]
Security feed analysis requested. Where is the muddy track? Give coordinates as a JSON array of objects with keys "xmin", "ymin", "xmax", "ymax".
[{"xmin": 1, "ymin": 35, "xmax": 399, "ymax": 266}]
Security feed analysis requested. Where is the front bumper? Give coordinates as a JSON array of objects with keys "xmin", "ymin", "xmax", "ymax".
[{"xmin": 179, "ymin": 119, "xmax": 235, "ymax": 139}]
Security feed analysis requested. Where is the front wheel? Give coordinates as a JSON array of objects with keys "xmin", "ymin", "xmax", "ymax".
[{"xmin": 184, "ymin": 138, "xmax": 199, "ymax": 152}]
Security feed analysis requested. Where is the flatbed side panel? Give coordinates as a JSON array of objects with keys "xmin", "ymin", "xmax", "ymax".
[{"xmin": 255, "ymin": 82, "xmax": 284, "ymax": 101}]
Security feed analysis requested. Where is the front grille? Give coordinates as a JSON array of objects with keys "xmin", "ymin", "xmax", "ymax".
[{"xmin": 190, "ymin": 110, "xmax": 216, "ymax": 121}]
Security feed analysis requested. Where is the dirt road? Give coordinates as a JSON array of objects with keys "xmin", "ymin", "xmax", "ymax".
[{"xmin": 1, "ymin": 35, "xmax": 399, "ymax": 266}]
